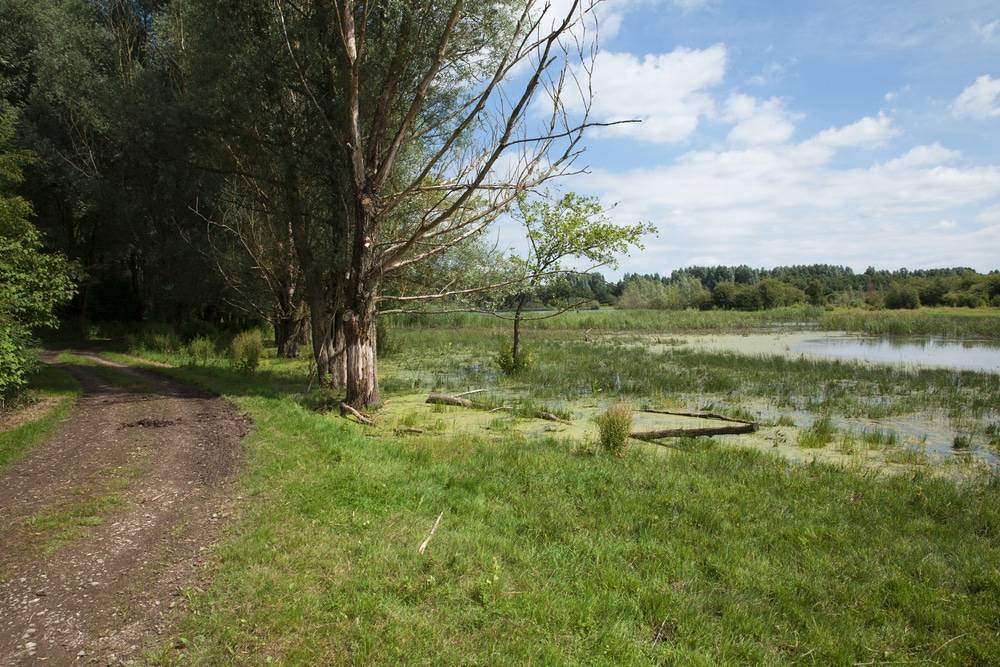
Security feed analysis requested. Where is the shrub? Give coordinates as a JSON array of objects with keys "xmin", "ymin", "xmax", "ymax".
[
  {"xmin": 187, "ymin": 336, "xmax": 215, "ymax": 366},
  {"xmin": 884, "ymin": 282, "xmax": 920, "ymax": 310},
  {"xmin": 495, "ymin": 337, "xmax": 535, "ymax": 376},
  {"xmin": 593, "ymin": 400, "xmax": 634, "ymax": 457},
  {"xmin": 376, "ymin": 316, "xmax": 402, "ymax": 356},
  {"xmin": 230, "ymin": 330, "xmax": 264, "ymax": 374}
]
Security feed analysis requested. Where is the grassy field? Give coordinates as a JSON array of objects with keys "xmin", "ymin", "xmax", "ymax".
[
  {"xmin": 6, "ymin": 309, "xmax": 1000, "ymax": 665},
  {"xmin": 112, "ymin": 309, "xmax": 999, "ymax": 666}
]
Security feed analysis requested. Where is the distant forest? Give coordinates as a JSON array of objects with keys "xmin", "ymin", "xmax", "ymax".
[{"xmin": 520, "ymin": 265, "xmax": 1000, "ymax": 312}]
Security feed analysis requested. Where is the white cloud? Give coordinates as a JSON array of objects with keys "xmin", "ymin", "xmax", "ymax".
[
  {"xmin": 809, "ymin": 113, "xmax": 898, "ymax": 149},
  {"xmin": 748, "ymin": 61, "xmax": 787, "ymax": 87},
  {"xmin": 574, "ymin": 115, "xmax": 1000, "ymax": 274},
  {"xmin": 951, "ymin": 75, "xmax": 1000, "ymax": 119},
  {"xmin": 723, "ymin": 94, "xmax": 799, "ymax": 147},
  {"xmin": 974, "ymin": 20, "xmax": 998, "ymax": 41},
  {"xmin": 580, "ymin": 45, "xmax": 727, "ymax": 143}
]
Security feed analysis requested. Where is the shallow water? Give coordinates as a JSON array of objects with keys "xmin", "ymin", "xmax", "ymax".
[{"xmin": 790, "ymin": 336, "xmax": 1000, "ymax": 373}]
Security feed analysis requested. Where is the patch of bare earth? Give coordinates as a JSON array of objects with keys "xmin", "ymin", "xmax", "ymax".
[{"xmin": 0, "ymin": 349, "xmax": 249, "ymax": 666}]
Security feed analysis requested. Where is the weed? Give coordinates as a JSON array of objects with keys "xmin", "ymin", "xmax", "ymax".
[
  {"xmin": 798, "ymin": 414, "xmax": 836, "ymax": 448},
  {"xmin": 953, "ymin": 434, "xmax": 972, "ymax": 450},
  {"xmin": 230, "ymin": 330, "xmax": 264, "ymax": 374},
  {"xmin": 593, "ymin": 400, "xmax": 634, "ymax": 456},
  {"xmin": 187, "ymin": 336, "xmax": 215, "ymax": 366}
]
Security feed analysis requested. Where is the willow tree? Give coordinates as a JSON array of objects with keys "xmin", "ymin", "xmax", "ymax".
[{"xmin": 271, "ymin": 0, "xmax": 605, "ymax": 408}]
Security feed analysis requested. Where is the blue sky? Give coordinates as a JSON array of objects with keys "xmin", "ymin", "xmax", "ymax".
[{"xmin": 549, "ymin": 0, "xmax": 1000, "ymax": 278}]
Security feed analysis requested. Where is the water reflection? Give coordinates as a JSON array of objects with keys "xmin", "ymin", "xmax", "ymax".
[{"xmin": 791, "ymin": 336, "xmax": 1000, "ymax": 373}]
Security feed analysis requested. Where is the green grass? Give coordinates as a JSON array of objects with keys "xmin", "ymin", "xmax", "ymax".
[
  {"xmin": 0, "ymin": 362, "xmax": 81, "ymax": 469},
  {"xmin": 109, "ymin": 335, "xmax": 1000, "ymax": 666}
]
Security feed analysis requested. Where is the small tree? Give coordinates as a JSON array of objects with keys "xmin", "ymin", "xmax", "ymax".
[{"xmin": 504, "ymin": 192, "xmax": 655, "ymax": 369}]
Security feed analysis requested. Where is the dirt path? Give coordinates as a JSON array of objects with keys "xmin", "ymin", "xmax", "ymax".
[{"xmin": 0, "ymin": 349, "xmax": 249, "ymax": 666}]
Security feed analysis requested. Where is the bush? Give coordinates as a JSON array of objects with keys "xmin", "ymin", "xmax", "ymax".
[
  {"xmin": 593, "ymin": 400, "xmax": 634, "ymax": 457},
  {"xmin": 495, "ymin": 336, "xmax": 535, "ymax": 376},
  {"xmin": 884, "ymin": 282, "xmax": 920, "ymax": 310},
  {"xmin": 0, "ymin": 322, "xmax": 34, "ymax": 403},
  {"xmin": 230, "ymin": 330, "xmax": 264, "ymax": 374},
  {"xmin": 187, "ymin": 336, "xmax": 216, "ymax": 366}
]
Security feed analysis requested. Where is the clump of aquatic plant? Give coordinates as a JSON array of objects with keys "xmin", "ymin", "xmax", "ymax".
[
  {"xmin": 798, "ymin": 414, "xmax": 836, "ymax": 448},
  {"xmin": 953, "ymin": 434, "xmax": 972, "ymax": 450},
  {"xmin": 593, "ymin": 400, "xmax": 634, "ymax": 456}
]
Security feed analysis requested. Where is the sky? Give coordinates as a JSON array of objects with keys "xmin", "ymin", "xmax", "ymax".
[{"xmin": 540, "ymin": 0, "xmax": 1000, "ymax": 279}]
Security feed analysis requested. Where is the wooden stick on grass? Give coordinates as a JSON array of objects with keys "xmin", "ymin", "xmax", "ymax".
[{"xmin": 418, "ymin": 512, "xmax": 444, "ymax": 554}]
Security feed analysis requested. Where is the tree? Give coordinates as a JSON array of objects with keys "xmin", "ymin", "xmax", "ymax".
[
  {"xmin": 0, "ymin": 112, "xmax": 75, "ymax": 401},
  {"xmin": 503, "ymin": 191, "xmax": 654, "ymax": 368},
  {"xmin": 268, "ymin": 0, "xmax": 628, "ymax": 407}
]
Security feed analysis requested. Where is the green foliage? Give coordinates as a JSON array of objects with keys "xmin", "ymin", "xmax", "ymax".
[
  {"xmin": 884, "ymin": 282, "xmax": 921, "ymax": 310},
  {"xmin": 376, "ymin": 316, "xmax": 403, "ymax": 356},
  {"xmin": 187, "ymin": 336, "xmax": 216, "ymax": 366},
  {"xmin": 798, "ymin": 414, "xmax": 837, "ymax": 448},
  {"xmin": 494, "ymin": 336, "xmax": 535, "ymax": 375},
  {"xmin": 593, "ymin": 400, "xmax": 634, "ymax": 456},
  {"xmin": 0, "ymin": 112, "xmax": 76, "ymax": 400},
  {"xmin": 229, "ymin": 330, "xmax": 264, "ymax": 374}
]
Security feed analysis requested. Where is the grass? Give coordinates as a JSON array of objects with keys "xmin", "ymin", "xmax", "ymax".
[
  {"xmin": 0, "ymin": 361, "xmax": 81, "ymax": 470},
  {"xmin": 100, "ymin": 322, "xmax": 1000, "ymax": 666}
]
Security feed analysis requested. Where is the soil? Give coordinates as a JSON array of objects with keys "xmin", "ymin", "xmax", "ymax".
[{"xmin": 0, "ymin": 348, "xmax": 249, "ymax": 666}]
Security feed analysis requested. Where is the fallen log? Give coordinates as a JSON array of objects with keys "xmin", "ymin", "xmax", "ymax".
[
  {"xmin": 455, "ymin": 388, "xmax": 489, "ymax": 398},
  {"xmin": 426, "ymin": 393, "xmax": 473, "ymax": 407},
  {"xmin": 534, "ymin": 411, "xmax": 573, "ymax": 425},
  {"xmin": 631, "ymin": 422, "xmax": 759, "ymax": 441},
  {"xmin": 641, "ymin": 409, "xmax": 743, "ymax": 422}
]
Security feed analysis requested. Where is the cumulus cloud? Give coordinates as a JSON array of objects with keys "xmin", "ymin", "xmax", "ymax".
[
  {"xmin": 951, "ymin": 75, "xmax": 1000, "ymax": 119},
  {"xmin": 723, "ymin": 94, "xmax": 800, "ymax": 147},
  {"xmin": 809, "ymin": 113, "xmax": 898, "ymax": 149},
  {"xmin": 575, "ymin": 115, "xmax": 1000, "ymax": 274},
  {"xmin": 578, "ymin": 45, "xmax": 727, "ymax": 143}
]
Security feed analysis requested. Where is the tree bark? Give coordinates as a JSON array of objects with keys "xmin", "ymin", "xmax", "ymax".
[{"xmin": 344, "ymin": 308, "xmax": 380, "ymax": 408}]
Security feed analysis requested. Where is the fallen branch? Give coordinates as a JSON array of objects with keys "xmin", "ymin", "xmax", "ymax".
[
  {"xmin": 340, "ymin": 402, "xmax": 374, "ymax": 425},
  {"xmin": 394, "ymin": 427, "xmax": 425, "ymax": 435},
  {"xmin": 426, "ymin": 393, "xmax": 473, "ymax": 407},
  {"xmin": 535, "ymin": 411, "xmax": 573, "ymax": 425},
  {"xmin": 418, "ymin": 512, "xmax": 444, "ymax": 554},
  {"xmin": 631, "ymin": 422, "xmax": 759, "ymax": 441},
  {"xmin": 455, "ymin": 388, "xmax": 489, "ymax": 397},
  {"xmin": 641, "ymin": 409, "xmax": 745, "ymax": 423},
  {"xmin": 489, "ymin": 406, "xmax": 513, "ymax": 413}
]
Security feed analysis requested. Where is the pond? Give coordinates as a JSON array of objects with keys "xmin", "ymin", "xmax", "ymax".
[{"xmin": 790, "ymin": 336, "xmax": 1000, "ymax": 374}]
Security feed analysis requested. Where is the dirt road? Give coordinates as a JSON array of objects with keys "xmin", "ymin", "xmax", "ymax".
[{"xmin": 0, "ymin": 350, "xmax": 248, "ymax": 665}]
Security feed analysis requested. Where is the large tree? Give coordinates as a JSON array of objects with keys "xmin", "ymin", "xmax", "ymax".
[{"xmin": 268, "ymin": 0, "xmax": 607, "ymax": 407}]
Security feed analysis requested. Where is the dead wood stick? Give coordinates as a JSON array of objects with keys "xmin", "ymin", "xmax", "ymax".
[
  {"xmin": 631, "ymin": 422, "xmax": 759, "ymax": 441},
  {"xmin": 455, "ymin": 388, "xmax": 489, "ymax": 397},
  {"xmin": 418, "ymin": 512, "xmax": 444, "ymax": 554},
  {"xmin": 340, "ymin": 402, "xmax": 374, "ymax": 425},
  {"xmin": 489, "ymin": 406, "xmax": 513, "ymax": 413},
  {"xmin": 535, "ymin": 411, "xmax": 573, "ymax": 425},
  {"xmin": 426, "ymin": 393, "xmax": 473, "ymax": 407},
  {"xmin": 640, "ymin": 409, "xmax": 746, "ymax": 422},
  {"xmin": 394, "ymin": 427, "xmax": 424, "ymax": 435}
]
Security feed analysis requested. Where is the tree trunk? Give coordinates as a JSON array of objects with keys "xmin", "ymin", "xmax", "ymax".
[
  {"xmin": 344, "ymin": 308, "xmax": 380, "ymax": 408},
  {"xmin": 512, "ymin": 293, "xmax": 527, "ymax": 366}
]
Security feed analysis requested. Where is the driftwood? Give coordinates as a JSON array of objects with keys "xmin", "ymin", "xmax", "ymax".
[
  {"xmin": 455, "ymin": 388, "xmax": 489, "ymax": 398},
  {"xmin": 340, "ymin": 402, "xmax": 374, "ymax": 425},
  {"xmin": 426, "ymin": 393, "xmax": 473, "ymax": 407},
  {"xmin": 630, "ymin": 421, "xmax": 759, "ymax": 441},
  {"xmin": 534, "ymin": 411, "xmax": 573, "ymax": 425}
]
